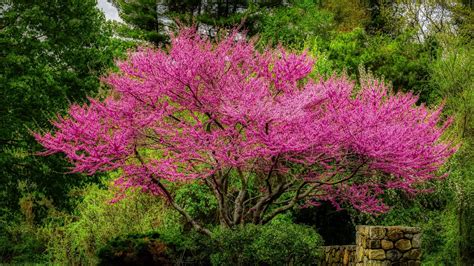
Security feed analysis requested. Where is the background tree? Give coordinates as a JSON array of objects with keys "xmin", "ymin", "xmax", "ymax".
[
  {"xmin": 36, "ymin": 28, "xmax": 456, "ymax": 236},
  {"xmin": 0, "ymin": 0, "xmax": 116, "ymax": 221},
  {"xmin": 111, "ymin": 0, "xmax": 287, "ymax": 43},
  {"xmin": 113, "ymin": 0, "xmax": 168, "ymax": 44},
  {"xmin": 255, "ymin": 0, "xmax": 334, "ymax": 49}
]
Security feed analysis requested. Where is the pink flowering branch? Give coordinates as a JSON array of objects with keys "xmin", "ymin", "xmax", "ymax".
[{"xmin": 35, "ymin": 28, "xmax": 457, "ymax": 234}]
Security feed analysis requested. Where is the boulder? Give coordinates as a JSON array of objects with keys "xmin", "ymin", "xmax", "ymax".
[
  {"xmin": 387, "ymin": 228, "xmax": 404, "ymax": 241},
  {"xmin": 367, "ymin": 249, "xmax": 386, "ymax": 260},
  {"xmin": 369, "ymin": 227, "xmax": 386, "ymax": 239},
  {"xmin": 381, "ymin": 239, "xmax": 394, "ymax": 250},
  {"xmin": 403, "ymin": 249, "xmax": 422, "ymax": 260},
  {"xmin": 395, "ymin": 239, "xmax": 412, "ymax": 251},
  {"xmin": 367, "ymin": 239, "xmax": 381, "ymax": 249},
  {"xmin": 386, "ymin": 249, "xmax": 402, "ymax": 261}
]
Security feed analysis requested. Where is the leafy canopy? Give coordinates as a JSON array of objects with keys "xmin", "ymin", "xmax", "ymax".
[{"xmin": 0, "ymin": 0, "xmax": 115, "ymax": 213}]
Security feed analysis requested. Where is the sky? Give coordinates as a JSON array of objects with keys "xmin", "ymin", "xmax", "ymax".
[{"xmin": 97, "ymin": 0, "xmax": 123, "ymax": 22}]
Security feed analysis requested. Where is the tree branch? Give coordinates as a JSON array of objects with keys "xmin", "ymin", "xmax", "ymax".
[
  {"xmin": 133, "ymin": 147, "xmax": 211, "ymax": 236},
  {"xmin": 265, "ymin": 154, "xmax": 280, "ymax": 194},
  {"xmin": 232, "ymin": 167, "xmax": 247, "ymax": 224},
  {"xmin": 208, "ymin": 173, "xmax": 233, "ymax": 227},
  {"xmin": 154, "ymin": 179, "xmax": 212, "ymax": 236},
  {"xmin": 261, "ymin": 160, "xmax": 367, "ymax": 224}
]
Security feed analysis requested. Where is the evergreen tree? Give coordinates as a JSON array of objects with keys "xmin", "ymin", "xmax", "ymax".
[{"xmin": 0, "ymin": 0, "xmax": 115, "ymax": 215}]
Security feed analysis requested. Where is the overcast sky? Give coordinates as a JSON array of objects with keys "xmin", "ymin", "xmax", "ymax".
[{"xmin": 97, "ymin": 0, "xmax": 123, "ymax": 22}]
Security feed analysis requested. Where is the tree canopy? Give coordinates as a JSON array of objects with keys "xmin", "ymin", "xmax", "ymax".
[
  {"xmin": 36, "ymin": 28, "xmax": 456, "ymax": 235},
  {"xmin": 0, "ymin": 0, "xmax": 115, "ymax": 212}
]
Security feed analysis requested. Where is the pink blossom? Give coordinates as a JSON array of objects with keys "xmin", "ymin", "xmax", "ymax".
[{"xmin": 35, "ymin": 28, "xmax": 456, "ymax": 226}]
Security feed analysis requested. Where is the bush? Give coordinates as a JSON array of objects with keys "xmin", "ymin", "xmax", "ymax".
[
  {"xmin": 43, "ymin": 183, "xmax": 175, "ymax": 265},
  {"xmin": 174, "ymin": 180, "xmax": 218, "ymax": 225},
  {"xmin": 97, "ymin": 227, "xmax": 212, "ymax": 265},
  {"xmin": 0, "ymin": 181, "xmax": 56, "ymax": 264},
  {"xmin": 97, "ymin": 232, "xmax": 171, "ymax": 266},
  {"xmin": 210, "ymin": 220, "xmax": 323, "ymax": 265}
]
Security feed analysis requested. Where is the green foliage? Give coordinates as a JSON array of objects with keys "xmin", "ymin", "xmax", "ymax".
[
  {"xmin": 0, "ymin": 180, "xmax": 216, "ymax": 264},
  {"xmin": 310, "ymin": 28, "xmax": 436, "ymax": 102},
  {"xmin": 113, "ymin": 0, "xmax": 168, "ymax": 44},
  {"xmin": 111, "ymin": 0, "xmax": 287, "ymax": 42},
  {"xmin": 350, "ymin": 34, "xmax": 474, "ymax": 264},
  {"xmin": 97, "ymin": 232, "xmax": 171, "ymax": 265},
  {"xmin": 19, "ymin": 183, "xmax": 172, "ymax": 265},
  {"xmin": 174, "ymin": 181, "xmax": 218, "ymax": 225},
  {"xmin": 255, "ymin": 0, "xmax": 334, "ymax": 49},
  {"xmin": 0, "ymin": 219, "xmax": 47, "ymax": 264},
  {"xmin": 109, "ymin": 21, "xmax": 164, "ymax": 46},
  {"xmin": 0, "ymin": 181, "xmax": 60, "ymax": 263},
  {"xmin": 210, "ymin": 219, "xmax": 323, "ymax": 265},
  {"xmin": 429, "ymin": 39, "xmax": 473, "ymax": 122},
  {"xmin": 1, "ymin": 179, "xmax": 212, "ymax": 264},
  {"xmin": 0, "ymin": 0, "xmax": 116, "ymax": 216},
  {"xmin": 364, "ymin": 0, "xmax": 399, "ymax": 35},
  {"xmin": 427, "ymin": 35, "xmax": 474, "ymax": 265},
  {"xmin": 2, "ymin": 0, "xmax": 473, "ymax": 264},
  {"xmin": 158, "ymin": 228, "xmax": 212, "ymax": 265},
  {"xmin": 320, "ymin": 0, "xmax": 368, "ymax": 31}
]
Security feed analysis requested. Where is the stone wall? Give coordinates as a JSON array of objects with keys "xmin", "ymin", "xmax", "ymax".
[
  {"xmin": 320, "ymin": 225, "xmax": 422, "ymax": 266},
  {"xmin": 320, "ymin": 245, "xmax": 356, "ymax": 265}
]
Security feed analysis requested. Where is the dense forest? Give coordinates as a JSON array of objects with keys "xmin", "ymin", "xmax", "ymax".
[{"xmin": 1, "ymin": 0, "xmax": 473, "ymax": 265}]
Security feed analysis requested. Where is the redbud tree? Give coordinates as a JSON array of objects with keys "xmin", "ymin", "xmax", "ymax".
[{"xmin": 36, "ymin": 29, "xmax": 456, "ymax": 236}]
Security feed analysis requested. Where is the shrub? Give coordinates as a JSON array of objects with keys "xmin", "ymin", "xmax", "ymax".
[
  {"xmin": 174, "ymin": 180, "xmax": 218, "ymax": 225},
  {"xmin": 210, "ymin": 220, "xmax": 323, "ymax": 265},
  {"xmin": 159, "ymin": 228, "xmax": 212, "ymax": 265},
  {"xmin": 43, "ymin": 183, "xmax": 174, "ymax": 265},
  {"xmin": 97, "ymin": 232, "xmax": 171, "ymax": 266}
]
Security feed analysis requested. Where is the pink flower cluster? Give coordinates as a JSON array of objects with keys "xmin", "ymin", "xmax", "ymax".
[{"xmin": 35, "ymin": 28, "xmax": 456, "ymax": 213}]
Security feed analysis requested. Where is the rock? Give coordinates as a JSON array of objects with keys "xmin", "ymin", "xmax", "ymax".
[
  {"xmin": 386, "ymin": 249, "xmax": 402, "ymax": 261},
  {"xmin": 412, "ymin": 233, "xmax": 422, "ymax": 248},
  {"xmin": 407, "ymin": 260, "xmax": 421, "ymax": 266},
  {"xmin": 334, "ymin": 249, "xmax": 340, "ymax": 262},
  {"xmin": 403, "ymin": 249, "xmax": 422, "ymax": 260},
  {"xmin": 405, "ymin": 233, "xmax": 413, "ymax": 239},
  {"xmin": 343, "ymin": 249, "xmax": 350, "ymax": 265},
  {"xmin": 356, "ymin": 247, "xmax": 364, "ymax": 262},
  {"xmin": 403, "ymin": 227, "xmax": 421, "ymax": 234},
  {"xmin": 368, "ymin": 239, "xmax": 381, "ymax": 249},
  {"xmin": 395, "ymin": 239, "xmax": 412, "ymax": 251},
  {"xmin": 381, "ymin": 239, "xmax": 394, "ymax": 250},
  {"xmin": 387, "ymin": 228, "xmax": 404, "ymax": 241},
  {"xmin": 366, "ymin": 261, "xmax": 391, "ymax": 266},
  {"xmin": 358, "ymin": 225, "xmax": 369, "ymax": 236},
  {"xmin": 367, "ymin": 249, "xmax": 386, "ymax": 260},
  {"xmin": 369, "ymin": 227, "xmax": 387, "ymax": 239}
]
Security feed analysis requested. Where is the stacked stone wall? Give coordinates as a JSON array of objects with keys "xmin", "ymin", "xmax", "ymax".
[
  {"xmin": 320, "ymin": 225, "xmax": 422, "ymax": 266},
  {"xmin": 320, "ymin": 245, "xmax": 356, "ymax": 265}
]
